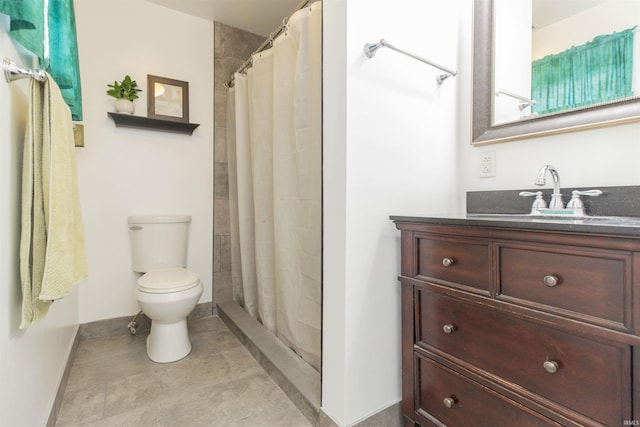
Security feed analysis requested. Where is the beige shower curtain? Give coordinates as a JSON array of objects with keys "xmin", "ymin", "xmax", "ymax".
[{"xmin": 226, "ymin": 2, "xmax": 322, "ymax": 371}]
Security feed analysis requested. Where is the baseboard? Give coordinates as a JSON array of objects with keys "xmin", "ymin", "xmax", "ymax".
[
  {"xmin": 46, "ymin": 325, "xmax": 80, "ymax": 427},
  {"xmin": 217, "ymin": 301, "xmax": 321, "ymax": 427},
  {"xmin": 319, "ymin": 410, "xmax": 339, "ymax": 427},
  {"xmin": 319, "ymin": 402, "xmax": 402, "ymax": 427},
  {"xmin": 351, "ymin": 401, "xmax": 403, "ymax": 427},
  {"xmin": 78, "ymin": 301, "xmax": 213, "ymax": 341}
]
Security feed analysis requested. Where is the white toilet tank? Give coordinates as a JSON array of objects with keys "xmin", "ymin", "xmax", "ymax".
[{"xmin": 128, "ymin": 214, "xmax": 191, "ymax": 273}]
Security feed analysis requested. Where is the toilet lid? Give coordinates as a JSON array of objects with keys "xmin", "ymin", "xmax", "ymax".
[{"xmin": 137, "ymin": 267, "xmax": 200, "ymax": 293}]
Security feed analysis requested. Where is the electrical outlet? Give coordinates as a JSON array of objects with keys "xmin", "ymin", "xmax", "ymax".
[{"xmin": 479, "ymin": 151, "xmax": 496, "ymax": 178}]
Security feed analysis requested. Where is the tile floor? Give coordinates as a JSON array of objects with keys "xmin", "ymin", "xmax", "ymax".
[{"xmin": 56, "ymin": 316, "xmax": 312, "ymax": 427}]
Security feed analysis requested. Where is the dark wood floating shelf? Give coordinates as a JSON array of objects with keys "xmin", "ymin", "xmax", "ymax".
[{"xmin": 107, "ymin": 112, "xmax": 200, "ymax": 135}]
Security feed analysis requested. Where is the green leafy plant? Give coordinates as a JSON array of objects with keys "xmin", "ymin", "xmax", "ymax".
[{"xmin": 106, "ymin": 75, "xmax": 142, "ymax": 101}]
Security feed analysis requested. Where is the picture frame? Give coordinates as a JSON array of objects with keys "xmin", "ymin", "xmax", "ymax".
[{"xmin": 147, "ymin": 75, "xmax": 189, "ymax": 123}]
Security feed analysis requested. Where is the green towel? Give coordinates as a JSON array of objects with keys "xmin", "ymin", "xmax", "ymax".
[{"xmin": 20, "ymin": 73, "xmax": 88, "ymax": 328}]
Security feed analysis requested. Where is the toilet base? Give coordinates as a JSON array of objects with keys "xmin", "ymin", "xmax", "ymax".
[{"xmin": 146, "ymin": 319, "xmax": 192, "ymax": 363}]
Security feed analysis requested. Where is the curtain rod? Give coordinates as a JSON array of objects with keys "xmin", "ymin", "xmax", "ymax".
[{"xmin": 224, "ymin": 0, "xmax": 315, "ymax": 88}]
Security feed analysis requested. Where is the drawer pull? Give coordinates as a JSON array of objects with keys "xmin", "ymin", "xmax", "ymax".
[
  {"xmin": 543, "ymin": 360, "xmax": 559, "ymax": 374},
  {"xmin": 442, "ymin": 257, "xmax": 455, "ymax": 267},
  {"xmin": 443, "ymin": 397, "xmax": 456, "ymax": 408},
  {"xmin": 442, "ymin": 323, "xmax": 456, "ymax": 334},
  {"xmin": 542, "ymin": 275, "xmax": 559, "ymax": 287}
]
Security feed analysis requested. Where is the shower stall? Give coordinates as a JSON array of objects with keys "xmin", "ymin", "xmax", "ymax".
[{"xmin": 214, "ymin": 0, "xmax": 322, "ymax": 421}]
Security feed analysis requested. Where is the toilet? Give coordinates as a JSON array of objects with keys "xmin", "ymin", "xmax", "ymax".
[{"xmin": 128, "ymin": 214, "xmax": 203, "ymax": 363}]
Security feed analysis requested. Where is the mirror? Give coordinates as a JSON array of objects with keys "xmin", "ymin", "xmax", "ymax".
[{"xmin": 472, "ymin": 0, "xmax": 640, "ymax": 145}]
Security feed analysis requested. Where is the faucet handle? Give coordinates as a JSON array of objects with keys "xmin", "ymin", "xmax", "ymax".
[
  {"xmin": 567, "ymin": 189, "xmax": 603, "ymax": 209},
  {"xmin": 519, "ymin": 191, "xmax": 547, "ymax": 210},
  {"xmin": 572, "ymin": 189, "xmax": 603, "ymax": 197},
  {"xmin": 519, "ymin": 191, "xmax": 541, "ymax": 197}
]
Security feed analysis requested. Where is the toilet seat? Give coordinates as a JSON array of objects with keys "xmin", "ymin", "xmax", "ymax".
[{"xmin": 137, "ymin": 267, "xmax": 200, "ymax": 294}]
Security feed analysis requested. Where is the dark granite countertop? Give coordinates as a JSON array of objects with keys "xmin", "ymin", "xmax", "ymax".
[{"xmin": 390, "ymin": 213, "xmax": 640, "ymax": 237}]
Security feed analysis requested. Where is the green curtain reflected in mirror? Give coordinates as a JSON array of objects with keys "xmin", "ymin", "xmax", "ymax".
[
  {"xmin": 0, "ymin": 0, "xmax": 83, "ymax": 121},
  {"xmin": 531, "ymin": 26, "xmax": 636, "ymax": 115}
]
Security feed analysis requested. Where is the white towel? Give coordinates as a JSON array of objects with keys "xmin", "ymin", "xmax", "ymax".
[{"xmin": 20, "ymin": 73, "xmax": 88, "ymax": 328}]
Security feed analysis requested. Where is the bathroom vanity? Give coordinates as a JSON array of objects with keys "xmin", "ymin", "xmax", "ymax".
[{"xmin": 392, "ymin": 215, "xmax": 640, "ymax": 426}]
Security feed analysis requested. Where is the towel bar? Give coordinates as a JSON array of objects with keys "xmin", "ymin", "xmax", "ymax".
[
  {"xmin": 363, "ymin": 39, "xmax": 457, "ymax": 85},
  {"xmin": 2, "ymin": 57, "xmax": 47, "ymax": 83}
]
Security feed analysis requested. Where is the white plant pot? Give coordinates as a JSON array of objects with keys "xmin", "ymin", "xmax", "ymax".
[{"xmin": 115, "ymin": 98, "xmax": 134, "ymax": 114}]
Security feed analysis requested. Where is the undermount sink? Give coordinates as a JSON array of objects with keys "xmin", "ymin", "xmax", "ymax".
[{"xmin": 466, "ymin": 213, "xmax": 640, "ymax": 227}]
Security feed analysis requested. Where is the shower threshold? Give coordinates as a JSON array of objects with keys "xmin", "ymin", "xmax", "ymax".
[{"xmin": 217, "ymin": 301, "xmax": 321, "ymax": 426}]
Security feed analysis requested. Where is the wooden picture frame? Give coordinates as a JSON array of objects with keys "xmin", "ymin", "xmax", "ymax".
[{"xmin": 147, "ymin": 75, "xmax": 189, "ymax": 123}]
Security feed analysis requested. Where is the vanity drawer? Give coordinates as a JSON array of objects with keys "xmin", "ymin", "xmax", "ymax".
[
  {"xmin": 499, "ymin": 245, "xmax": 628, "ymax": 328},
  {"xmin": 417, "ymin": 289, "xmax": 631, "ymax": 426},
  {"xmin": 415, "ymin": 235, "xmax": 490, "ymax": 293},
  {"xmin": 415, "ymin": 354, "xmax": 559, "ymax": 427}
]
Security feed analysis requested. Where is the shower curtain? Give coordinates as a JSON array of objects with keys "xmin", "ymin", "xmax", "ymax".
[{"xmin": 226, "ymin": 2, "xmax": 322, "ymax": 371}]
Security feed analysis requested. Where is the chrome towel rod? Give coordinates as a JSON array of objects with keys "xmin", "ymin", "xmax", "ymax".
[
  {"xmin": 495, "ymin": 89, "xmax": 536, "ymax": 110},
  {"xmin": 363, "ymin": 39, "xmax": 457, "ymax": 85},
  {"xmin": 2, "ymin": 57, "xmax": 47, "ymax": 83}
]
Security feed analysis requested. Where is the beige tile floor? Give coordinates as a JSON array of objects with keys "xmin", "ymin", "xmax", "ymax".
[{"xmin": 56, "ymin": 316, "xmax": 312, "ymax": 427}]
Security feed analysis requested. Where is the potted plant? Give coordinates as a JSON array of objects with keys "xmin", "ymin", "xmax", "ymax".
[{"xmin": 106, "ymin": 75, "xmax": 142, "ymax": 114}]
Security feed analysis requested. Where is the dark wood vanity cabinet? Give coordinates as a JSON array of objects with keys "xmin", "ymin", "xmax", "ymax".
[{"xmin": 393, "ymin": 219, "xmax": 640, "ymax": 427}]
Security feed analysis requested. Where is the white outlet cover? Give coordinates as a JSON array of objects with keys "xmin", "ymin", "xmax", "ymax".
[{"xmin": 479, "ymin": 151, "xmax": 496, "ymax": 178}]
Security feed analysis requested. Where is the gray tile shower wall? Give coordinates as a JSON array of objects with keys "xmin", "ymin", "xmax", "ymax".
[{"xmin": 213, "ymin": 23, "xmax": 265, "ymax": 310}]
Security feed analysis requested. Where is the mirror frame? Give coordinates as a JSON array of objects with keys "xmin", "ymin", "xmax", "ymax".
[{"xmin": 472, "ymin": 0, "xmax": 640, "ymax": 145}]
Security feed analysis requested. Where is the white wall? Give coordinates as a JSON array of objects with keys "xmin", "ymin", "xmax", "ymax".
[
  {"xmin": 322, "ymin": 0, "xmax": 462, "ymax": 424},
  {"xmin": 494, "ymin": 0, "xmax": 533, "ymax": 124},
  {"xmin": 74, "ymin": 0, "xmax": 214, "ymax": 323},
  {"xmin": 462, "ymin": 123, "xmax": 640, "ymax": 194},
  {"xmin": 0, "ymin": 16, "xmax": 80, "ymax": 427}
]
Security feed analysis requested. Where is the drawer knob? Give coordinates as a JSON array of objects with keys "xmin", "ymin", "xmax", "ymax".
[
  {"xmin": 442, "ymin": 257, "xmax": 455, "ymax": 267},
  {"xmin": 543, "ymin": 360, "xmax": 559, "ymax": 374},
  {"xmin": 543, "ymin": 275, "xmax": 559, "ymax": 287},
  {"xmin": 443, "ymin": 397, "xmax": 456, "ymax": 408},
  {"xmin": 442, "ymin": 323, "xmax": 456, "ymax": 334}
]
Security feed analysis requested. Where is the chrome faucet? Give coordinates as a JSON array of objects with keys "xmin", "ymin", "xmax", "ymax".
[
  {"xmin": 520, "ymin": 165, "xmax": 603, "ymax": 216},
  {"xmin": 535, "ymin": 165, "xmax": 563, "ymax": 209}
]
